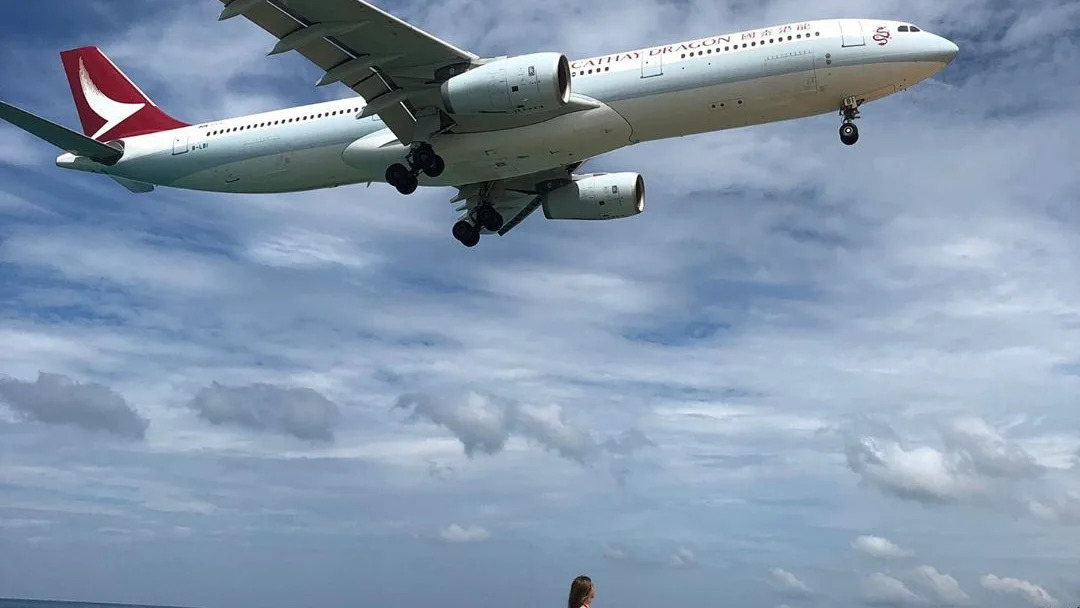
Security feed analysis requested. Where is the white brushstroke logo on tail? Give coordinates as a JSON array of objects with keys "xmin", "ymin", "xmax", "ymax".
[{"xmin": 78, "ymin": 58, "xmax": 144, "ymax": 139}]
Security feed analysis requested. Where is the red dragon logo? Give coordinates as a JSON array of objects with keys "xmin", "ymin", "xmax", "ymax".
[{"xmin": 872, "ymin": 25, "xmax": 892, "ymax": 46}]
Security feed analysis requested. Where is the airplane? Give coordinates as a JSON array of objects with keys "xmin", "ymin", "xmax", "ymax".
[{"xmin": 0, "ymin": 0, "xmax": 958, "ymax": 248}]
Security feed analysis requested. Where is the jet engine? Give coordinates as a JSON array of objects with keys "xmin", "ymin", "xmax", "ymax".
[
  {"xmin": 542, "ymin": 173, "xmax": 645, "ymax": 221},
  {"xmin": 440, "ymin": 52, "xmax": 572, "ymax": 115}
]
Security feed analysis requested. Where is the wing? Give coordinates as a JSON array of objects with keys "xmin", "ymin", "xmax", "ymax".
[
  {"xmin": 216, "ymin": 0, "xmax": 479, "ymax": 145},
  {"xmin": 450, "ymin": 161, "xmax": 587, "ymax": 237},
  {"xmin": 216, "ymin": 0, "xmax": 599, "ymax": 146}
]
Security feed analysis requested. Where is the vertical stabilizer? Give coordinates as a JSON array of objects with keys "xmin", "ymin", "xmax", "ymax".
[{"xmin": 59, "ymin": 46, "xmax": 188, "ymax": 141}]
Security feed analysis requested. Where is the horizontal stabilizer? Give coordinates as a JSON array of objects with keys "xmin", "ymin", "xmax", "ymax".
[{"xmin": 0, "ymin": 99, "xmax": 123, "ymax": 165}]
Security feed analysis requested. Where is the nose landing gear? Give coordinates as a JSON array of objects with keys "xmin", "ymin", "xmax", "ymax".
[
  {"xmin": 384, "ymin": 142, "xmax": 446, "ymax": 195},
  {"xmin": 840, "ymin": 122, "xmax": 859, "ymax": 145},
  {"xmin": 839, "ymin": 96, "xmax": 860, "ymax": 146}
]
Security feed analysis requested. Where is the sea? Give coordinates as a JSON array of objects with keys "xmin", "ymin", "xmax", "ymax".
[{"xmin": 1, "ymin": 600, "xmax": 196, "ymax": 608}]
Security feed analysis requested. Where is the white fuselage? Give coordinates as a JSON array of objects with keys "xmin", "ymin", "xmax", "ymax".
[{"xmin": 56, "ymin": 18, "xmax": 958, "ymax": 193}]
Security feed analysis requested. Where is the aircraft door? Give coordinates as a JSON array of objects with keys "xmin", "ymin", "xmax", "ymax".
[
  {"xmin": 838, "ymin": 19, "xmax": 866, "ymax": 47},
  {"xmin": 172, "ymin": 132, "xmax": 190, "ymax": 155},
  {"xmin": 641, "ymin": 52, "xmax": 662, "ymax": 78}
]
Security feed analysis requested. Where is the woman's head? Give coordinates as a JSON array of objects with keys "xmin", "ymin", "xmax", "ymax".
[{"xmin": 568, "ymin": 575, "xmax": 594, "ymax": 608}]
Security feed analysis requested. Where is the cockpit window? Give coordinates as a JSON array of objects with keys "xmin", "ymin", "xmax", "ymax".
[
  {"xmin": 910, "ymin": 25, "xmax": 920, "ymax": 32},
  {"xmin": 898, "ymin": 25, "xmax": 909, "ymax": 32}
]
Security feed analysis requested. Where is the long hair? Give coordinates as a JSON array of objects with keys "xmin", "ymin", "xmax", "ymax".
[{"xmin": 568, "ymin": 575, "xmax": 594, "ymax": 608}]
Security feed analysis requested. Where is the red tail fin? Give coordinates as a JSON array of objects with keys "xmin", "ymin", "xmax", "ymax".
[{"xmin": 59, "ymin": 46, "xmax": 188, "ymax": 141}]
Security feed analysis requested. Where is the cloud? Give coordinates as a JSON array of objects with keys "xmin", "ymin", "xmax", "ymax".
[
  {"xmin": 426, "ymin": 459, "xmax": 454, "ymax": 480},
  {"xmin": 860, "ymin": 573, "xmax": 925, "ymax": 606},
  {"xmin": 845, "ymin": 431, "xmax": 982, "ymax": 504},
  {"xmin": 853, "ymin": 535, "xmax": 913, "ymax": 559},
  {"xmin": 437, "ymin": 524, "xmax": 490, "ymax": 543},
  {"xmin": 1027, "ymin": 494, "xmax": 1080, "ymax": 524},
  {"xmin": 769, "ymin": 568, "xmax": 813, "ymax": 598},
  {"xmin": 667, "ymin": 547, "xmax": 698, "ymax": 568},
  {"xmin": 909, "ymin": 566, "xmax": 970, "ymax": 606},
  {"xmin": 394, "ymin": 391, "xmax": 518, "ymax": 458},
  {"xmin": 602, "ymin": 428, "xmax": 655, "ymax": 456},
  {"xmin": 843, "ymin": 417, "xmax": 1068, "ymax": 518},
  {"xmin": 0, "ymin": 228, "xmax": 234, "ymax": 295},
  {"xmin": 186, "ymin": 382, "xmax": 342, "ymax": 442},
  {"xmin": 980, "ymin": 574, "xmax": 1061, "ymax": 608},
  {"xmin": 602, "ymin": 544, "xmax": 699, "ymax": 569},
  {"xmin": 940, "ymin": 417, "xmax": 1044, "ymax": 479},
  {"xmin": 394, "ymin": 390, "xmax": 652, "ymax": 469},
  {"xmin": 0, "ymin": 372, "xmax": 148, "ymax": 439}
]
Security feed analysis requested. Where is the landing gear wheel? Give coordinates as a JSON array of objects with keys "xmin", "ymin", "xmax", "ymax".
[
  {"xmin": 452, "ymin": 220, "xmax": 480, "ymax": 247},
  {"xmin": 385, "ymin": 163, "xmax": 408, "ymax": 185},
  {"xmin": 838, "ymin": 96, "xmax": 861, "ymax": 146},
  {"xmin": 411, "ymin": 142, "xmax": 446, "ymax": 178},
  {"xmin": 475, "ymin": 205, "xmax": 504, "ymax": 232},
  {"xmin": 413, "ymin": 145, "xmax": 436, "ymax": 171},
  {"xmin": 384, "ymin": 142, "xmax": 445, "ymax": 195},
  {"xmin": 396, "ymin": 174, "xmax": 418, "ymax": 195},
  {"xmin": 422, "ymin": 155, "xmax": 445, "ymax": 178},
  {"xmin": 839, "ymin": 122, "xmax": 859, "ymax": 146},
  {"xmin": 385, "ymin": 163, "xmax": 418, "ymax": 195}
]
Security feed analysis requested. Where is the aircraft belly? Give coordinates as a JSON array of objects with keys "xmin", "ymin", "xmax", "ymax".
[
  {"xmin": 611, "ymin": 58, "xmax": 916, "ymax": 142},
  {"xmin": 432, "ymin": 102, "xmax": 633, "ymax": 184},
  {"xmin": 171, "ymin": 144, "xmax": 361, "ymax": 193},
  {"xmin": 609, "ymin": 70, "xmax": 816, "ymax": 142},
  {"xmin": 814, "ymin": 60, "xmax": 937, "ymax": 99}
]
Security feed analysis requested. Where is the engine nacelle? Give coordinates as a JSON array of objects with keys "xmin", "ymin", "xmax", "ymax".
[
  {"xmin": 542, "ymin": 173, "xmax": 645, "ymax": 221},
  {"xmin": 440, "ymin": 52, "xmax": 571, "ymax": 115}
]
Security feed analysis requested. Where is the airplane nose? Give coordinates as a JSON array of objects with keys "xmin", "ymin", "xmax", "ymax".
[
  {"xmin": 942, "ymin": 38, "xmax": 959, "ymax": 63},
  {"xmin": 933, "ymin": 35, "xmax": 959, "ymax": 65}
]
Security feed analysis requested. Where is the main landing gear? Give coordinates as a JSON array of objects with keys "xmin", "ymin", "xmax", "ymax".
[
  {"xmin": 384, "ymin": 142, "xmax": 446, "ymax": 195},
  {"xmin": 451, "ymin": 203, "xmax": 504, "ymax": 248},
  {"xmin": 839, "ymin": 96, "xmax": 860, "ymax": 146}
]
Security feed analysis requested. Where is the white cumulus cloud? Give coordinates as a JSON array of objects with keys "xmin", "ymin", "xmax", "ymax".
[
  {"xmin": 853, "ymin": 535, "xmax": 913, "ymax": 559},
  {"xmin": 980, "ymin": 574, "xmax": 1060, "ymax": 608},
  {"xmin": 438, "ymin": 524, "xmax": 490, "ymax": 543}
]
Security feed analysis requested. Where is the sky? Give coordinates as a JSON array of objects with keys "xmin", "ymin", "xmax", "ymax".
[{"xmin": 1, "ymin": 1, "xmax": 1079, "ymax": 608}]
